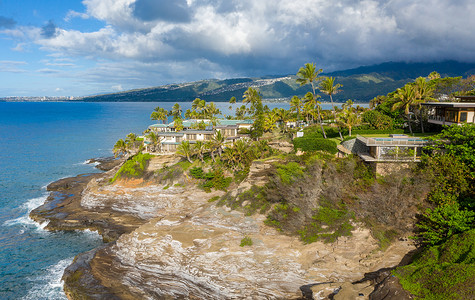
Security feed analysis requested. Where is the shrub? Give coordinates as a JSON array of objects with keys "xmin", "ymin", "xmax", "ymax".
[
  {"xmin": 240, "ymin": 236, "xmax": 253, "ymax": 247},
  {"xmin": 293, "ymin": 137, "xmax": 338, "ymax": 154},
  {"xmin": 190, "ymin": 167, "xmax": 232, "ymax": 192},
  {"xmin": 298, "ymin": 202, "xmax": 354, "ymax": 244},
  {"xmin": 394, "ymin": 229, "xmax": 475, "ymax": 299},
  {"xmin": 110, "ymin": 153, "xmax": 153, "ymax": 183},
  {"xmin": 275, "ymin": 162, "xmax": 304, "ymax": 185},
  {"xmin": 414, "ymin": 202, "xmax": 475, "ymax": 246}
]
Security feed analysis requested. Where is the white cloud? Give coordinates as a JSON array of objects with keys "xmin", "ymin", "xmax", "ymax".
[
  {"xmin": 4, "ymin": 0, "xmax": 475, "ymax": 93},
  {"xmin": 64, "ymin": 10, "xmax": 90, "ymax": 22}
]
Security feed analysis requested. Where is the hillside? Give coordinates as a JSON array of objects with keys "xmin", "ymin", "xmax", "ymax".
[{"xmin": 82, "ymin": 61, "xmax": 475, "ymax": 103}]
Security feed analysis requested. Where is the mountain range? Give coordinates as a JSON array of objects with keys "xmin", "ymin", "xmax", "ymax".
[{"xmin": 82, "ymin": 61, "xmax": 475, "ymax": 103}]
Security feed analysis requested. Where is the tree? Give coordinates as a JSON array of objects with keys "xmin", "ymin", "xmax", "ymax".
[
  {"xmin": 193, "ymin": 141, "xmax": 206, "ymax": 163},
  {"xmin": 212, "ymin": 130, "xmax": 225, "ymax": 157},
  {"xmin": 151, "ymin": 106, "xmax": 168, "ymax": 124},
  {"xmin": 177, "ymin": 141, "xmax": 193, "ymax": 163},
  {"xmin": 243, "ymin": 87, "xmax": 265, "ymax": 139},
  {"xmin": 169, "ymin": 103, "xmax": 182, "ymax": 120},
  {"xmin": 264, "ymin": 109, "xmax": 279, "ymax": 132},
  {"xmin": 125, "ymin": 133, "xmax": 138, "ymax": 153},
  {"xmin": 146, "ymin": 131, "xmax": 160, "ymax": 153},
  {"xmin": 296, "ymin": 63, "xmax": 326, "ymax": 138},
  {"xmin": 320, "ymin": 76, "xmax": 343, "ymax": 140},
  {"xmin": 392, "ymin": 84, "xmax": 417, "ymax": 135},
  {"xmin": 290, "ymin": 95, "xmax": 303, "ymax": 123},
  {"xmin": 174, "ymin": 117, "xmax": 184, "ymax": 131},
  {"xmin": 413, "ymin": 77, "xmax": 435, "ymax": 133},
  {"xmin": 277, "ymin": 108, "xmax": 292, "ymax": 133},
  {"xmin": 113, "ymin": 139, "xmax": 128, "ymax": 158},
  {"xmin": 191, "ymin": 98, "xmax": 206, "ymax": 118},
  {"xmin": 338, "ymin": 106, "xmax": 361, "ymax": 136},
  {"xmin": 229, "ymin": 96, "xmax": 237, "ymax": 110}
]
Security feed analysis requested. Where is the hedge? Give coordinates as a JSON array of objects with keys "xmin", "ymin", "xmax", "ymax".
[{"xmin": 293, "ymin": 137, "xmax": 338, "ymax": 154}]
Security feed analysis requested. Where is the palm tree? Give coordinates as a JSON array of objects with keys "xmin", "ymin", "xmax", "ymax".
[
  {"xmin": 338, "ymin": 108, "xmax": 361, "ymax": 136},
  {"xmin": 146, "ymin": 131, "xmax": 160, "ymax": 152},
  {"xmin": 212, "ymin": 130, "xmax": 225, "ymax": 157},
  {"xmin": 277, "ymin": 108, "xmax": 292, "ymax": 133},
  {"xmin": 192, "ymin": 98, "xmax": 206, "ymax": 118},
  {"xmin": 392, "ymin": 84, "xmax": 417, "ymax": 135},
  {"xmin": 151, "ymin": 107, "xmax": 168, "ymax": 124},
  {"xmin": 264, "ymin": 109, "xmax": 279, "ymax": 132},
  {"xmin": 113, "ymin": 139, "xmax": 128, "ymax": 158},
  {"xmin": 290, "ymin": 96, "xmax": 303, "ymax": 123},
  {"xmin": 204, "ymin": 102, "xmax": 221, "ymax": 119},
  {"xmin": 228, "ymin": 96, "xmax": 237, "ymax": 110},
  {"xmin": 125, "ymin": 133, "xmax": 138, "ymax": 153},
  {"xmin": 296, "ymin": 63, "xmax": 326, "ymax": 138},
  {"xmin": 193, "ymin": 141, "xmax": 206, "ymax": 163},
  {"xmin": 177, "ymin": 141, "xmax": 193, "ymax": 163},
  {"xmin": 320, "ymin": 76, "xmax": 343, "ymax": 140},
  {"xmin": 169, "ymin": 103, "xmax": 182, "ymax": 120},
  {"xmin": 413, "ymin": 77, "xmax": 435, "ymax": 133}
]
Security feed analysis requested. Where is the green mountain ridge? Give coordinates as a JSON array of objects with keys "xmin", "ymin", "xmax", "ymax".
[{"xmin": 82, "ymin": 61, "xmax": 475, "ymax": 103}]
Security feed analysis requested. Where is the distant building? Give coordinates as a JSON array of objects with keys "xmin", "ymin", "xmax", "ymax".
[{"xmin": 422, "ymin": 96, "xmax": 475, "ymax": 126}]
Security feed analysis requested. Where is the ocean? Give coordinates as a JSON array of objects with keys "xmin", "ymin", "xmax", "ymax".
[{"xmin": 0, "ymin": 101, "xmax": 297, "ymax": 299}]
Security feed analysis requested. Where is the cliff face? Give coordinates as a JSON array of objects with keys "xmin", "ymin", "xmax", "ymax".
[
  {"xmin": 30, "ymin": 155, "xmax": 419, "ymax": 299},
  {"xmin": 52, "ymin": 156, "xmax": 415, "ymax": 299}
]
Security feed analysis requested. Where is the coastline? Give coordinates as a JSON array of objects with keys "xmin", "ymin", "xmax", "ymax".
[{"xmin": 30, "ymin": 154, "xmax": 416, "ymax": 299}]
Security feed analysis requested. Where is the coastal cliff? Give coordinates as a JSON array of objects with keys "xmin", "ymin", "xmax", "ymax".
[{"xmin": 31, "ymin": 154, "xmax": 418, "ymax": 299}]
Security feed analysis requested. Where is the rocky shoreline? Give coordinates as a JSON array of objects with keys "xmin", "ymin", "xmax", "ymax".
[{"xmin": 30, "ymin": 155, "xmax": 415, "ymax": 299}]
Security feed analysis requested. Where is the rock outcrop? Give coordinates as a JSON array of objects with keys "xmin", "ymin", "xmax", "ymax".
[{"xmin": 32, "ymin": 154, "xmax": 416, "ymax": 299}]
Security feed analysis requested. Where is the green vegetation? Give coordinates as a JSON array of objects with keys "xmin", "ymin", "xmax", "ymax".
[
  {"xmin": 292, "ymin": 137, "xmax": 337, "ymax": 154},
  {"xmin": 298, "ymin": 202, "xmax": 354, "ymax": 244},
  {"xmin": 240, "ymin": 236, "xmax": 253, "ymax": 247},
  {"xmin": 189, "ymin": 167, "xmax": 232, "ymax": 192},
  {"xmin": 394, "ymin": 229, "xmax": 475, "ymax": 299},
  {"xmin": 110, "ymin": 153, "xmax": 153, "ymax": 183}
]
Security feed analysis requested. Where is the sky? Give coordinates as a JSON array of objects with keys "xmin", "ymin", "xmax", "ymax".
[{"xmin": 1, "ymin": 0, "xmax": 475, "ymax": 97}]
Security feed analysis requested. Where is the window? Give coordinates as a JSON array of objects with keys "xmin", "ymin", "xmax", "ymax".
[{"xmin": 460, "ymin": 112, "xmax": 467, "ymax": 123}]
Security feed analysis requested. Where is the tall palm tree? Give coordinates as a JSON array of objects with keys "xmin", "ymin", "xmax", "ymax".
[
  {"xmin": 413, "ymin": 77, "xmax": 435, "ymax": 133},
  {"xmin": 169, "ymin": 103, "xmax": 182, "ymax": 120},
  {"xmin": 125, "ymin": 133, "xmax": 138, "ymax": 152},
  {"xmin": 264, "ymin": 109, "xmax": 279, "ymax": 132},
  {"xmin": 192, "ymin": 98, "xmax": 206, "ymax": 118},
  {"xmin": 228, "ymin": 96, "xmax": 237, "ymax": 110},
  {"xmin": 212, "ymin": 130, "xmax": 225, "ymax": 157},
  {"xmin": 290, "ymin": 95, "xmax": 303, "ymax": 123},
  {"xmin": 177, "ymin": 141, "xmax": 193, "ymax": 163},
  {"xmin": 113, "ymin": 139, "xmax": 128, "ymax": 158},
  {"xmin": 392, "ymin": 84, "xmax": 417, "ymax": 135},
  {"xmin": 320, "ymin": 76, "xmax": 343, "ymax": 140},
  {"xmin": 151, "ymin": 107, "xmax": 168, "ymax": 124},
  {"xmin": 296, "ymin": 63, "xmax": 326, "ymax": 138},
  {"xmin": 146, "ymin": 131, "xmax": 160, "ymax": 153}
]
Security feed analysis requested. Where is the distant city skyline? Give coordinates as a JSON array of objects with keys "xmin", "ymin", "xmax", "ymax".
[{"xmin": 1, "ymin": 0, "xmax": 475, "ymax": 97}]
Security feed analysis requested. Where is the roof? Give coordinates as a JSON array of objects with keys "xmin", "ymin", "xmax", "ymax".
[
  {"xmin": 184, "ymin": 130, "xmax": 215, "ymax": 134},
  {"xmin": 157, "ymin": 132, "xmax": 184, "ymax": 136},
  {"xmin": 356, "ymin": 135, "xmax": 429, "ymax": 147},
  {"xmin": 149, "ymin": 124, "xmax": 168, "ymax": 128},
  {"xmin": 422, "ymin": 102, "xmax": 475, "ymax": 108}
]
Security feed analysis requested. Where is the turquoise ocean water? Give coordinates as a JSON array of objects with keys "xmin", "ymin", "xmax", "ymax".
[{"xmin": 0, "ymin": 101, "xmax": 297, "ymax": 299}]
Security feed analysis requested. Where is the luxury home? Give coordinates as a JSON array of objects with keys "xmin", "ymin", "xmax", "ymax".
[
  {"xmin": 146, "ymin": 119, "xmax": 254, "ymax": 153},
  {"xmin": 422, "ymin": 96, "xmax": 475, "ymax": 126}
]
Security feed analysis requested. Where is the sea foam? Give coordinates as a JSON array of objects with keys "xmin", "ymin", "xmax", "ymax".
[
  {"xmin": 22, "ymin": 257, "xmax": 73, "ymax": 300},
  {"xmin": 3, "ymin": 195, "xmax": 49, "ymax": 230}
]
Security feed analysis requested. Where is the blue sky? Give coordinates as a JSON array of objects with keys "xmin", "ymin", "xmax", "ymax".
[{"xmin": 1, "ymin": 0, "xmax": 475, "ymax": 97}]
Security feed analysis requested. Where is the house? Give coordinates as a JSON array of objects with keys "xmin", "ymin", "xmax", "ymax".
[
  {"xmin": 422, "ymin": 96, "xmax": 475, "ymax": 126},
  {"xmin": 348, "ymin": 134, "xmax": 430, "ymax": 175},
  {"xmin": 146, "ymin": 119, "xmax": 254, "ymax": 153}
]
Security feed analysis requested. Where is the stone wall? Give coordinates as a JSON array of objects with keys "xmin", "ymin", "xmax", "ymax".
[{"xmin": 341, "ymin": 138, "xmax": 369, "ymax": 154}]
